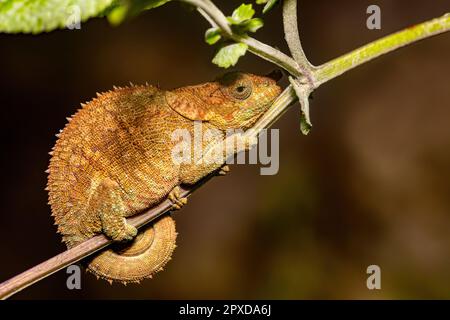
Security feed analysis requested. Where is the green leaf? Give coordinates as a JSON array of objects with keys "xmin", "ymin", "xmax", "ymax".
[
  {"xmin": 212, "ymin": 43, "xmax": 248, "ymax": 68},
  {"xmin": 107, "ymin": 0, "xmax": 170, "ymax": 25},
  {"xmin": 205, "ymin": 27, "xmax": 221, "ymax": 45},
  {"xmin": 263, "ymin": 0, "xmax": 278, "ymax": 13},
  {"xmin": 107, "ymin": 4, "xmax": 128, "ymax": 25},
  {"xmin": 208, "ymin": 4, "xmax": 262, "ymax": 68},
  {"xmin": 240, "ymin": 17, "xmax": 263, "ymax": 33},
  {"xmin": 0, "ymin": 0, "xmax": 116, "ymax": 34},
  {"xmin": 300, "ymin": 114, "xmax": 312, "ymax": 135},
  {"xmin": 255, "ymin": 0, "xmax": 278, "ymax": 13},
  {"xmin": 143, "ymin": 0, "xmax": 170, "ymax": 9},
  {"xmin": 228, "ymin": 4, "xmax": 263, "ymax": 34},
  {"xmin": 228, "ymin": 3, "xmax": 254, "ymax": 25}
]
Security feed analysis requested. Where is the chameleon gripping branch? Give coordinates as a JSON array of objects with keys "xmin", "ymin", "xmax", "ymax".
[
  {"xmin": 0, "ymin": 86, "xmax": 296, "ymax": 300},
  {"xmin": 0, "ymin": 184, "xmax": 186, "ymax": 300},
  {"xmin": 0, "ymin": 0, "xmax": 448, "ymax": 298}
]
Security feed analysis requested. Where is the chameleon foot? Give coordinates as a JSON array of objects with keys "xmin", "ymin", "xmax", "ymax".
[
  {"xmin": 95, "ymin": 178, "xmax": 138, "ymax": 242},
  {"xmin": 103, "ymin": 218, "xmax": 137, "ymax": 242},
  {"xmin": 168, "ymin": 186, "xmax": 187, "ymax": 210},
  {"xmin": 218, "ymin": 165, "xmax": 230, "ymax": 176},
  {"xmin": 123, "ymin": 224, "xmax": 138, "ymax": 241}
]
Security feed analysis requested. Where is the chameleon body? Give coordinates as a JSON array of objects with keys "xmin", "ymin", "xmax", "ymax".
[{"xmin": 47, "ymin": 72, "xmax": 281, "ymax": 283}]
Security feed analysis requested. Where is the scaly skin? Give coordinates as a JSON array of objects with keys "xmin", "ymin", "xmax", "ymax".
[{"xmin": 47, "ymin": 72, "xmax": 281, "ymax": 283}]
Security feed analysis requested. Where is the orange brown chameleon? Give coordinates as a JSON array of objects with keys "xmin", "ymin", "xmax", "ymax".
[{"xmin": 47, "ymin": 72, "xmax": 281, "ymax": 284}]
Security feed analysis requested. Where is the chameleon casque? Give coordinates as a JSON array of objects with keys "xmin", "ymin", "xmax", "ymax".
[{"xmin": 47, "ymin": 71, "xmax": 281, "ymax": 284}]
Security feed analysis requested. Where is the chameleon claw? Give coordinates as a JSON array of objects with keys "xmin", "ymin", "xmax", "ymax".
[
  {"xmin": 168, "ymin": 186, "xmax": 188, "ymax": 210},
  {"xmin": 168, "ymin": 186, "xmax": 179, "ymax": 202}
]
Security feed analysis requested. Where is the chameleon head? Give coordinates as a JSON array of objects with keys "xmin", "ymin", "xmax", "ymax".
[
  {"xmin": 166, "ymin": 71, "xmax": 282, "ymax": 130},
  {"xmin": 212, "ymin": 71, "xmax": 282, "ymax": 129}
]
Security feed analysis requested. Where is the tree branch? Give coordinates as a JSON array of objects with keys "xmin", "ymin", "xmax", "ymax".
[
  {"xmin": 281, "ymin": 0, "xmax": 315, "ymax": 134},
  {"xmin": 180, "ymin": 0, "xmax": 231, "ymax": 34},
  {"xmin": 182, "ymin": 0, "xmax": 304, "ymax": 77},
  {"xmin": 313, "ymin": 13, "xmax": 450, "ymax": 87},
  {"xmin": 0, "ymin": 192, "xmax": 175, "ymax": 299},
  {"xmin": 282, "ymin": 0, "xmax": 314, "ymax": 70},
  {"xmin": 0, "ymin": 2, "xmax": 448, "ymax": 299}
]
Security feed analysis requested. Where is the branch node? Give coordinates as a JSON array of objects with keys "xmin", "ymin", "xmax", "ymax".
[{"xmin": 289, "ymin": 76, "xmax": 313, "ymax": 135}]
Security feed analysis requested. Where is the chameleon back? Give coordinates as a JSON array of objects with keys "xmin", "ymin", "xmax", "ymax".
[{"xmin": 47, "ymin": 85, "xmax": 180, "ymax": 283}]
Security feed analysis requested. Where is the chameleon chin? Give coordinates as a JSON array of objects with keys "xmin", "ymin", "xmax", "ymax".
[{"xmin": 46, "ymin": 72, "xmax": 282, "ymax": 284}]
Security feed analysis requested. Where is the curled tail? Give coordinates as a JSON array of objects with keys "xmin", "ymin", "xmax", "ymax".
[{"xmin": 87, "ymin": 215, "xmax": 177, "ymax": 284}]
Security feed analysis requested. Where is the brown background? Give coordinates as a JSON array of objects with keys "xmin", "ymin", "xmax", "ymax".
[{"xmin": 0, "ymin": 0, "xmax": 449, "ymax": 299}]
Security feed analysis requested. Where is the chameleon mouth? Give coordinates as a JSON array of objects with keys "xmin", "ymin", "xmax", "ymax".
[{"xmin": 265, "ymin": 69, "xmax": 283, "ymax": 82}]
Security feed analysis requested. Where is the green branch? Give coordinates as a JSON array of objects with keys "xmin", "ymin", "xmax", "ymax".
[
  {"xmin": 282, "ymin": 0, "xmax": 314, "ymax": 70},
  {"xmin": 257, "ymin": 13, "xmax": 450, "ymax": 136},
  {"xmin": 313, "ymin": 13, "xmax": 450, "ymax": 87}
]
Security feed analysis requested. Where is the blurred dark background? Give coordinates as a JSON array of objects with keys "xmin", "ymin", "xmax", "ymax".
[{"xmin": 0, "ymin": 0, "xmax": 449, "ymax": 299}]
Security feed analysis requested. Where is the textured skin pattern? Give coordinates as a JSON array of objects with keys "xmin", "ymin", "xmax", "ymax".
[
  {"xmin": 88, "ymin": 215, "xmax": 177, "ymax": 284},
  {"xmin": 47, "ymin": 72, "xmax": 281, "ymax": 283}
]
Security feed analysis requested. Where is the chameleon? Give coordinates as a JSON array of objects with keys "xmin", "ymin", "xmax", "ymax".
[{"xmin": 47, "ymin": 71, "xmax": 281, "ymax": 284}]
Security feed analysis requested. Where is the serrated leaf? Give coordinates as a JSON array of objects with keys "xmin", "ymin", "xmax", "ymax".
[
  {"xmin": 212, "ymin": 43, "xmax": 248, "ymax": 68},
  {"xmin": 107, "ymin": 0, "xmax": 171, "ymax": 25},
  {"xmin": 228, "ymin": 3, "xmax": 254, "ymax": 25},
  {"xmin": 0, "ymin": 0, "xmax": 116, "ymax": 34},
  {"xmin": 205, "ymin": 27, "xmax": 221, "ymax": 45}
]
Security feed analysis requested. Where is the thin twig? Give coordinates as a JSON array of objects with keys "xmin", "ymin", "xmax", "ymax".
[
  {"xmin": 181, "ymin": 0, "xmax": 231, "ymax": 34},
  {"xmin": 313, "ymin": 13, "xmax": 450, "ymax": 86},
  {"xmin": 282, "ymin": 0, "xmax": 314, "ymax": 70},
  {"xmin": 234, "ymin": 35, "xmax": 303, "ymax": 77},
  {"xmin": 183, "ymin": 0, "xmax": 303, "ymax": 77},
  {"xmin": 281, "ymin": 0, "xmax": 315, "ymax": 134},
  {"xmin": 288, "ymin": 76, "xmax": 312, "ymax": 134}
]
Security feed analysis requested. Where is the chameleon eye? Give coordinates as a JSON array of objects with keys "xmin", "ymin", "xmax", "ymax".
[{"xmin": 230, "ymin": 82, "xmax": 252, "ymax": 100}]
